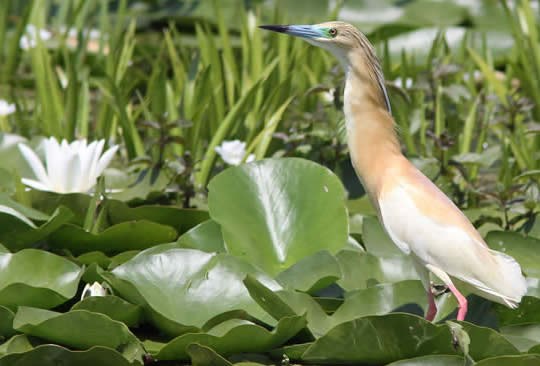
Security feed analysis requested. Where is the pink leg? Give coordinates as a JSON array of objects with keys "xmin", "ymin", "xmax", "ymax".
[
  {"xmin": 448, "ymin": 284, "xmax": 468, "ymax": 321},
  {"xmin": 425, "ymin": 288, "xmax": 437, "ymax": 321}
]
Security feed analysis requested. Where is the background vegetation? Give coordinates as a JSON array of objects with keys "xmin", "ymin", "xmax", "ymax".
[{"xmin": 0, "ymin": 0, "xmax": 539, "ymax": 365}]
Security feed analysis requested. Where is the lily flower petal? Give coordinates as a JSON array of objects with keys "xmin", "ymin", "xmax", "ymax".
[{"xmin": 17, "ymin": 143, "xmax": 51, "ymax": 188}]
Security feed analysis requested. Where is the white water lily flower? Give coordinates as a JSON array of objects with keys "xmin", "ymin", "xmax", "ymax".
[
  {"xmin": 393, "ymin": 77, "xmax": 413, "ymax": 89},
  {"xmin": 0, "ymin": 100, "xmax": 15, "ymax": 116},
  {"xmin": 18, "ymin": 137, "xmax": 118, "ymax": 193},
  {"xmin": 20, "ymin": 24, "xmax": 52, "ymax": 50},
  {"xmin": 81, "ymin": 282, "xmax": 109, "ymax": 300},
  {"xmin": 215, "ymin": 140, "xmax": 255, "ymax": 166}
]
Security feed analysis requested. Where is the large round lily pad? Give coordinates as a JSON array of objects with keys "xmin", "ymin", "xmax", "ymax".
[
  {"xmin": 103, "ymin": 247, "xmax": 280, "ymax": 336},
  {"xmin": 0, "ymin": 249, "xmax": 83, "ymax": 310},
  {"xmin": 208, "ymin": 158, "xmax": 348, "ymax": 276}
]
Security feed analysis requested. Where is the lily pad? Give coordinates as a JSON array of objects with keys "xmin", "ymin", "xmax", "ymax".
[
  {"xmin": 387, "ymin": 355, "xmax": 465, "ymax": 365},
  {"xmin": 276, "ymin": 250, "xmax": 342, "ymax": 293},
  {"xmin": 499, "ymin": 323, "xmax": 540, "ymax": 352},
  {"xmin": 485, "ymin": 232, "xmax": 540, "ymax": 278},
  {"xmin": 0, "ymin": 344, "xmax": 142, "ymax": 366},
  {"xmin": 493, "ymin": 297, "xmax": 540, "ymax": 327},
  {"xmin": 208, "ymin": 158, "xmax": 348, "ymax": 276},
  {"xmin": 0, "ymin": 306, "xmax": 15, "ymax": 339},
  {"xmin": 0, "ymin": 206, "xmax": 73, "ymax": 251},
  {"xmin": 153, "ymin": 315, "xmax": 306, "ymax": 361},
  {"xmin": 48, "ymin": 221, "xmax": 177, "ymax": 255},
  {"xmin": 102, "ymin": 248, "xmax": 279, "ymax": 336},
  {"xmin": 13, "ymin": 307, "xmax": 144, "ymax": 363},
  {"xmin": 177, "ymin": 219, "xmax": 225, "ymax": 253},
  {"xmin": 0, "ymin": 334, "xmax": 36, "ymax": 356},
  {"xmin": 107, "ymin": 199, "xmax": 209, "ymax": 235},
  {"xmin": 336, "ymin": 250, "xmax": 419, "ymax": 290},
  {"xmin": 362, "ymin": 216, "xmax": 403, "ymax": 256},
  {"xmin": 71, "ymin": 295, "xmax": 143, "ymax": 328},
  {"xmin": 300, "ymin": 313, "xmax": 455, "ymax": 364},
  {"xmin": 0, "ymin": 249, "xmax": 83, "ymax": 310},
  {"xmin": 458, "ymin": 321, "xmax": 519, "ymax": 360},
  {"xmin": 474, "ymin": 355, "xmax": 540, "ymax": 365},
  {"xmin": 186, "ymin": 343, "xmax": 232, "ymax": 366}
]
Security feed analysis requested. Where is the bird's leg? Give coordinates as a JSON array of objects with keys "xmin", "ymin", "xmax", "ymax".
[
  {"xmin": 425, "ymin": 264, "xmax": 468, "ymax": 321},
  {"xmin": 425, "ymin": 285, "xmax": 437, "ymax": 321},
  {"xmin": 448, "ymin": 284, "xmax": 468, "ymax": 321}
]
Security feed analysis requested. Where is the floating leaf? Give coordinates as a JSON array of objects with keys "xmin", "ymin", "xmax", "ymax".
[
  {"xmin": 0, "ymin": 249, "xmax": 82, "ymax": 310},
  {"xmin": 186, "ymin": 343, "xmax": 232, "ymax": 366},
  {"xmin": 362, "ymin": 216, "xmax": 403, "ymax": 256},
  {"xmin": 499, "ymin": 323, "xmax": 540, "ymax": 352},
  {"xmin": 49, "ymin": 221, "xmax": 177, "ymax": 255},
  {"xmin": 301, "ymin": 313, "xmax": 454, "ymax": 364},
  {"xmin": 387, "ymin": 355, "xmax": 465, "ymax": 365},
  {"xmin": 0, "ymin": 206, "xmax": 73, "ymax": 251},
  {"xmin": 0, "ymin": 344, "xmax": 141, "ymax": 366},
  {"xmin": 0, "ymin": 306, "xmax": 15, "ymax": 339},
  {"xmin": 336, "ymin": 250, "xmax": 419, "ymax": 290},
  {"xmin": 276, "ymin": 251, "xmax": 342, "ymax": 293},
  {"xmin": 103, "ymin": 248, "xmax": 279, "ymax": 336},
  {"xmin": 485, "ymin": 232, "xmax": 540, "ymax": 278},
  {"xmin": 208, "ymin": 158, "xmax": 348, "ymax": 276},
  {"xmin": 177, "ymin": 220, "xmax": 225, "ymax": 253},
  {"xmin": 457, "ymin": 321, "xmax": 519, "ymax": 360},
  {"xmin": 153, "ymin": 315, "xmax": 306, "ymax": 361},
  {"xmin": 107, "ymin": 199, "xmax": 209, "ymax": 236},
  {"xmin": 13, "ymin": 307, "xmax": 144, "ymax": 363},
  {"xmin": 474, "ymin": 355, "xmax": 540, "ymax": 365},
  {"xmin": 0, "ymin": 334, "xmax": 35, "ymax": 357},
  {"xmin": 71, "ymin": 296, "xmax": 143, "ymax": 328},
  {"xmin": 494, "ymin": 297, "xmax": 540, "ymax": 327}
]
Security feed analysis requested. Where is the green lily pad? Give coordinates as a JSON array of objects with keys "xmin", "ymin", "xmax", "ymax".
[
  {"xmin": 107, "ymin": 199, "xmax": 209, "ymax": 236},
  {"xmin": 29, "ymin": 191, "xmax": 92, "ymax": 225},
  {"xmin": 301, "ymin": 313, "xmax": 454, "ymax": 364},
  {"xmin": 177, "ymin": 220, "xmax": 225, "ymax": 253},
  {"xmin": 499, "ymin": 324, "xmax": 540, "ymax": 352},
  {"xmin": 153, "ymin": 315, "xmax": 306, "ymax": 361},
  {"xmin": 0, "ymin": 206, "xmax": 73, "ymax": 251},
  {"xmin": 103, "ymin": 248, "xmax": 279, "ymax": 336},
  {"xmin": 387, "ymin": 355, "xmax": 465, "ymax": 365},
  {"xmin": 276, "ymin": 250, "xmax": 342, "ymax": 293},
  {"xmin": 336, "ymin": 250, "xmax": 419, "ymax": 290},
  {"xmin": 362, "ymin": 216, "xmax": 403, "ymax": 256},
  {"xmin": 474, "ymin": 355, "xmax": 540, "ymax": 366},
  {"xmin": 208, "ymin": 158, "xmax": 348, "ymax": 276},
  {"xmin": 0, "ymin": 192, "xmax": 49, "ymax": 221},
  {"xmin": 13, "ymin": 307, "xmax": 144, "ymax": 363},
  {"xmin": 0, "ymin": 249, "xmax": 83, "ymax": 310},
  {"xmin": 493, "ymin": 297, "xmax": 540, "ymax": 327},
  {"xmin": 458, "ymin": 321, "xmax": 519, "ymax": 360},
  {"xmin": 0, "ymin": 306, "xmax": 15, "ymax": 339},
  {"xmin": 186, "ymin": 343, "xmax": 232, "ymax": 366},
  {"xmin": 48, "ymin": 221, "xmax": 177, "ymax": 255},
  {"xmin": 0, "ymin": 335, "xmax": 38, "ymax": 357},
  {"xmin": 485, "ymin": 232, "xmax": 540, "ymax": 278},
  {"xmin": 71, "ymin": 295, "xmax": 143, "ymax": 328},
  {"xmin": 0, "ymin": 344, "xmax": 142, "ymax": 366}
]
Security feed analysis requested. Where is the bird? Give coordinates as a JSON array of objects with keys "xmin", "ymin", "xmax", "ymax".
[{"xmin": 259, "ymin": 21, "xmax": 527, "ymax": 321}]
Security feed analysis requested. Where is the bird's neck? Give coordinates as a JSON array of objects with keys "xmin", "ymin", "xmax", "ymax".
[{"xmin": 343, "ymin": 63, "xmax": 403, "ymax": 208}]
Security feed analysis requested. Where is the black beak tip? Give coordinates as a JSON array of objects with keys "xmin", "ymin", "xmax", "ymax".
[{"xmin": 259, "ymin": 24, "xmax": 289, "ymax": 33}]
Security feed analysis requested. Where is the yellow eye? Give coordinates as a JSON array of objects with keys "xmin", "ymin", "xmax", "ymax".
[{"xmin": 329, "ymin": 28, "xmax": 338, "ymax": 37}]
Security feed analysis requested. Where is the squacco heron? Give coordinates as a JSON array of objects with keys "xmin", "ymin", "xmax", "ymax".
[{"xmin": 260, "ymin": 22, "xmax": 527, "ymax": 321}]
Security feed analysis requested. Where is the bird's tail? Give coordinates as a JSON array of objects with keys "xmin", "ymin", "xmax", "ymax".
[{"xmin": 463, "ymin": 249, "xmax": 527, "ymax": 308}]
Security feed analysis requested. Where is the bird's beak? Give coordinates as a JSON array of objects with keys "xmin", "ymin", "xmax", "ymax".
[{"xmin": 259, "ymin": 24, "xmax": 323, "ymax": 39}]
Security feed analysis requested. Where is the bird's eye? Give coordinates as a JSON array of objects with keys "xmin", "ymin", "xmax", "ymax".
[{"xmin": 329, "ymin": 28, "xmax": 338, "ymax": 37}]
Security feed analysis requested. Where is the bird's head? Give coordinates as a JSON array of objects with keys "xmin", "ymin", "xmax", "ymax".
[
  {"xmin": 260, "ymin": 21, "xmax": 391, "ymax": 114},
  {"xmin": 259, "ymin": 21, "xmax": 369, "ymax": 68}
]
